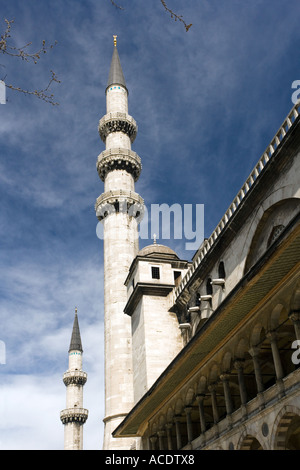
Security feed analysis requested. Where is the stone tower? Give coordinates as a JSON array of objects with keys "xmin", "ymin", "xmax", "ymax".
[
  {"xmin": 60, "ymin": 309, "xmax": 88, "ymax": 450},
  {"xmin": 95, "ymin": 36, "xmax": 143, "ymax": 450}
]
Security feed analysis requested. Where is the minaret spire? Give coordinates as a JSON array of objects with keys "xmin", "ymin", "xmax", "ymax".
[
  {"xmin": 95, "ymin": 39, "xmax": 143, "ymax": 450},
  {"xmin": 69, "ymin": 308, "xmax": 83, "ymax": 353},
  {"xmin": 60, "ymin": 309, "xmax": 88, "ymax": 450},
  {"xmin": 106, "ymin": 38, "xmax": 127, "ymax": 91}
]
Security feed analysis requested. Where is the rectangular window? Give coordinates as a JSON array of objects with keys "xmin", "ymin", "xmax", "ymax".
[{"xmin": 151, "ymin": 266, "xmax": 160, "ymax": 279}]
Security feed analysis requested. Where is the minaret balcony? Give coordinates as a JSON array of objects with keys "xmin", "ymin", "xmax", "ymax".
[
  {"xmin": 63, "ymin": 370, "xmax": 87, "ymax": 386},
  {"xmin": 95, "ymin": 189, "xmax": 144, "ymax": 222},
  {"xmin": 98, "ymin": 112, "xmax": 137, "ymax": 143},
  {"xmin": 60, "ymin": 408, "xmax": 89, "ymax": 425},
  {"xmin": 97, "ymin": 148, "xmax": 142, "ymax": 182}
]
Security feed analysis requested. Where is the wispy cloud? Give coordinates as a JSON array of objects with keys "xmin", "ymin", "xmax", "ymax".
[{"xmin": 1, "ymin": 0, "xmax": 300, "ymax": 449}]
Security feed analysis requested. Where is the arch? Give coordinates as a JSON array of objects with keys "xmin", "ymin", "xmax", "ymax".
[
  {"xmin": 272, "ymin": 406, "xmax": 300, "ymax": 450},
  {"xmin": 174, "ymin": 398, "xmax": 184, "ymax": 416},
  {"xmin": 290, "ymin": 281, "xmax": 300, "ymax": 312},
  {"xmin": 166, "ymin": 407, "xmax": 174, "ymax": 423},
  {"xmin": 184, "ymin": 387, "xmax": 195, "ymax": 406},
  {"xmin": 158, "ymin": 414, "xmax": 166, "ymax": 429},
  {"xmin": 208, "ymin": 363, "xmax": 220, "ymax": 383},
  {"xmin": 250, "ymin": 321, "xmax": 265, "ymax": 348},
  {"xmin": 239, "ymin": 434, "xmax": 264, "ymax": 450},
  {"xmin": 197, "ymin": 375, "xmax": 207, "ymax": 395},
  {"xmin": 221, "ymin": 350, "xmax": 232, "ymax": 373},
  {"xmin": 235, "ymin": 337, "xmax": 249, "ymax": 359},
  {"xmin": 243, "ymin": 196, "xmax": 300, "ymax": 274},
  {"xmin": 268, "ymin": 303, "xmax": 287, "ymax": 331}
]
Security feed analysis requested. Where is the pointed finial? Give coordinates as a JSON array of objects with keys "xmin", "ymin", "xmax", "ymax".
[
  {"xmin": 113, "ymin": 35, "xmax": 117, "ymax": 47},
  {"xmin": 75, "ymin": 306, "xmax": 78, "ymax": 314},
  {"xmin": 153, "ymin": 234, "xmax": 157, "ymax": 244}
]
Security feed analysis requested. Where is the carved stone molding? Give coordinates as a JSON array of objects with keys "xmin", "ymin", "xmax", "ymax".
[
  {"xmin": 98, "ymin": 112, "xmax": 137, "ymax": 143},
  {"xmin": 97, "ymin": 148, "xmax": 142, "ymax": 182},
  {"xmin": 63, "ymin": 370, "xmax": 87, "ymax": 387},
  {"xmin": 95, "ymin": 189, "xmax": 144, "ymax": 222},
  {"xmin": 60, "ymin": 408, "xmax": 89, "ymax": 425}
]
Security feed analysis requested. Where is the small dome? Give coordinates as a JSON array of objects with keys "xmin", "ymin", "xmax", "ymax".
[{"xmin": 138, "ymin": 243, "xmax": 178, "ymax": 259}]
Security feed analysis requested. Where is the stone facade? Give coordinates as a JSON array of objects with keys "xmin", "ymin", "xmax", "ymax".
[
  {"xmin": 96, "ymin": 43, "xmax": 143, "ymax": 450},
  {"xmin": 97, "ymin": 41, "xmax": 300, "ymax": 451},
  {"xmin": 112, "ymin": 97, "xmax": 300, "ymax": 450}
]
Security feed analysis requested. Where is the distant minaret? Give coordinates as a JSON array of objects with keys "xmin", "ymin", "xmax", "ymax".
[
  {"xmin": 60, "ymin": 309, "xmax": 88, "ymax": 450},
  {"xmin": 95, "ymin": 36, "xmax": 143, "ymax": 450}
]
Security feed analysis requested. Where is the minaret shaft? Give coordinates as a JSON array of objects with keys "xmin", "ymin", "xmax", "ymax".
[
  {"xmin": 96, "ymin": 42, "xmax": 143, "ymax": 450},
  {"xmin": 60, "ymin": 311, "xmax": 88, "ymax": 450}
]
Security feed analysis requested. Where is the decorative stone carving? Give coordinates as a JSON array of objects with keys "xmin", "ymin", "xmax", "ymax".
[
  {"xmin": 95, "ymin": 189, "xmax": 144, "ymax": 221},
  {"xmin": 60, "ymin": 408, "xmax": 89, "ymax": 425},
  {"xmin": 98, "ymin": 112, "xmax": 137, "ymax": 143},
  {"xmin": 97, "ymin": 148, "xmax": 142, "ymax": 182},
  {"xmin": 63, "ymin": 370, "xmax": 87, "ymax": 386}
]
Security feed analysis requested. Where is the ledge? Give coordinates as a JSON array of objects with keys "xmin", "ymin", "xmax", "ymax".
[
  {"xmin": 124, "ymin": 282, "xmax": 174, "ymax": 316},
  {"xmin": 98, "ymin": 112, "xmax": 137, "ymax": 143},
  {"xmin": 60, "ymin": 408, "xmax": 88, "ymax": 425}
]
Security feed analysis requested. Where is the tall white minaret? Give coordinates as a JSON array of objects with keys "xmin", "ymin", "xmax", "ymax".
[
  {"xmin": 60, "ymin": 309, "xmax": 88, "ymax": 450},
  {"xmin": 95, "ymin": 36, "xmax": 143, "ymax": 450}
]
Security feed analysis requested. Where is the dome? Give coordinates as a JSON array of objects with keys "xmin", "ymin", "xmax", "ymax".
[{"xmin": 138, "ymin": 243, "xmax": 178, "ymax": 259}]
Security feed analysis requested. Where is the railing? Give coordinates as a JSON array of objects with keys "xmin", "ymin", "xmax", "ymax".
[
  {"xmin": 60, "ymin": 408, "xmax": 89, "ymax": 424},
  {"xmin": 174, "ymin": 101, "xmax": 300, "ymax": 300}
]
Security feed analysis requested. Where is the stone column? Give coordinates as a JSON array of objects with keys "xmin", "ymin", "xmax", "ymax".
[
  {"xmin": 267, "ymin": 331, "xmax": 284, "ymax": 380},
  {"xmin": 174, "ymin": 416, "xmax": 182, "ymax": 450},
  {"xmin": 208, "ymin": 384, "xmax": 219, "ymax": 424},
  {"xmin": 220, "ymin": 374, "xmax": 233, "ymax": 415},
  {"xmin": 289, "ymin": 311, "xmax": 300, "ymax": 341},
  {"xmin": 184, "ymin": 407, "xmax": 193, "ymax": 443},
  {"xmin": 196, "ymin": 394, "xmax": 206, "ymax": 434},
  {"xmin": 165, "ymin": 423, "xmax": 173, "ymax": 450},
  {"xmin": 157, "ymin": 431, "xmax": 165, "ymax": 451},
  {"xmin": 249, "ymin": 347, "xmax": 264, "ymax": 394},
  {"xmin": 234, "ymin": 360, "xmax": 248, "ymax": 405},
  {"xmin": 150, "ymin": 435, "xmax": 157, "ymax": 450}
]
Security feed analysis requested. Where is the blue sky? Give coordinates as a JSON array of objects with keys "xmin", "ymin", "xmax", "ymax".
[{"xmin": 0, "ymin": 0, "xmax": 299, "ymax": 449}]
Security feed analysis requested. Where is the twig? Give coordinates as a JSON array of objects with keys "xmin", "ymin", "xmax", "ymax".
[
  {"xmin": 6, "ymin": 70, "xmax": 61, "ymax": 106},
  {"xmin": 109, "ymin": 0, "xmax": 124, "ymax": 10},
  {"xmin": 1, "ymin": 18, "xmax": 60, "ymax": 104},
  {"xmin": 160, "ymin": 0, "xmax": 192, "ymax": 31}
]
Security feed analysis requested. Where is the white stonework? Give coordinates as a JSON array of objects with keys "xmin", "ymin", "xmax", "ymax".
[
  {"xmin": 94, "ymin": 42, "xmax": 300, "ymax": 451},
  {"xmin": 97, "ymin": 44, "xmax": 143, "ymax": 450},
  {"xmin": 60, "ymin": 313, "xmax": 88, "ymax": 450}
]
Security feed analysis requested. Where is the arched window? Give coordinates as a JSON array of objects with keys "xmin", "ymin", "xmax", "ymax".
[
  {"xmin": 206, "ymin": 278, "xmax": 212, "ymax": 296},
  {"xmin": 218, "ymin": 261, "xmax": 226, "ymax": 279}
]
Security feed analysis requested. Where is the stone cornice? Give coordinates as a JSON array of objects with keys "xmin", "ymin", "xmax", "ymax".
[
  {"xmin": 124, "ymin": 282, "xmax": 174, "ymax": 317},
  {"xmin": 98, "ymin": 112, "xmax": 137, "ymax": 143},
  {"xmin": 95, "ymin": 189, "xmax": 144, "ymax": 221},
  {"xmin": 60, "ymin": 408, "xmax": 88, "ymax": 425},
  {"xmin": 97, "ymin": 148, "xmax": 142, "ymax": 182},
  {"xmin": 63, "ymin": 370, "xmax": 87, "ymax": 386}
]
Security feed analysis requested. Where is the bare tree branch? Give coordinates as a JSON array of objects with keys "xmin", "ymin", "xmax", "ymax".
[
  {"xmin": 108, "ymin": 0, "xmax": 192, "ymax": 31},
  {"xmin": 109, "ymin": 0, "xmax": 124, "ymax": 10},
  {"xmin": 160, "ymin": 0, "xmax": 192, "ymax": 31},
  {"xmin": 1, "ymin": 18, "xmax": 60, "ymax": 105},
  {"xmin": 6, "ymin": 70, "xmax": 61, "ymax": 106}
]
